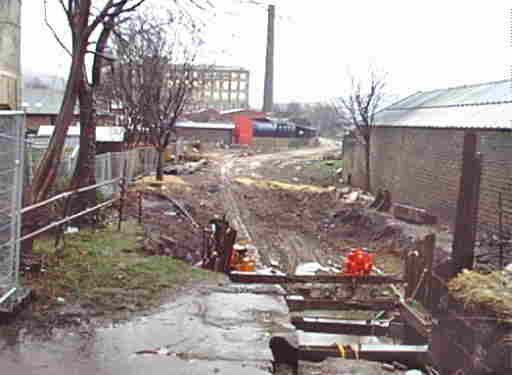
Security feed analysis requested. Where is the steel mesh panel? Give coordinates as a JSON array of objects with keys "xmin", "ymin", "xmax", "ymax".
[{"xmin": 0, "ymin": 112, "xmax": 24, "ymax": 301}]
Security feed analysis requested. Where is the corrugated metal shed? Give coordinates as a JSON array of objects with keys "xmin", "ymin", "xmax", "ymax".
[
  {"xmin": 375, "ymin": 80, "xmax": 512, "ymax": 129},
  {"xmin": 175, "ymin": 121, "xmax": 235, "ymax": 130}
]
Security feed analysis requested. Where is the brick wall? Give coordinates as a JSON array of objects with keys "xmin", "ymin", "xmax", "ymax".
[
  {"xmin": 175, "ymin": 127, "xmax": 233, "ymax": 145},
  {"xmin": 344, "ymin": 127, "xmax": 512, "ymax": 234},
  {"xmin": 25, "ymin": 114, "xmax": 81, "ymax": 131},
  {"xmin": 26, "ymin": 114, "xmax": 55, "ymax": 130}
]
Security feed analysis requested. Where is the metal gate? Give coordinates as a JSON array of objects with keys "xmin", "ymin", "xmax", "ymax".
[{"xmin": 0, "ymin": 112, "xmax": 25, "ymax": 311}]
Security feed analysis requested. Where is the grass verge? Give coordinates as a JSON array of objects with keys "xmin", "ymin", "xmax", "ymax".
[{"xmin": 24, "ymin": 220, "xmax": 220, "ymax": 314}]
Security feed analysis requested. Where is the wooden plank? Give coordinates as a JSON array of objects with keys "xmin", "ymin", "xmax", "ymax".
[
  {"xmin": 452, "ymin": 133, "xmax": 480, "ymax": 275},
  {"xmin": 229, "ymin": 271, "xmax": 405, "ymax": 285},
  {"xmin": 286, "ymin": 295, "xmax": 397, "ymax": 312},
  {"xmin": 299, "ymin": 343, "xmax": 429, "ymax": 367},
  {"xmin": 291, "ymin": 316, "xmax": 396, "ymax": 336},
  {"xmin": 229, "ymin": 272, "xmax": 288, "ymax": 284},
  {"xmin": 420, "ymin": 233, "xmax": 435, "ymax": 310}
]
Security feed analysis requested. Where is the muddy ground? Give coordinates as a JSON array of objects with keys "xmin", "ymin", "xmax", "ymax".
[{"xmin": 0, "ymin": 143, "xmax": 443, "ymax": 374}]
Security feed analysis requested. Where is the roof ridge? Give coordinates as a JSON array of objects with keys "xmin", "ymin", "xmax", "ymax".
[
  {"xmin": 377, "ymin": 91, "xmax": 423, "ymax": 113},
  {"xmin": 416, "ymin": 78, "xmax": 512, "ymax": 94},
  {"xmin": 387, "ymin": 99, "xmax": 512, "ymax": 110}
]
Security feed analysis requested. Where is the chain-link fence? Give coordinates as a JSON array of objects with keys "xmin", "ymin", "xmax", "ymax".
[{"xmin": 0, "ymin": 112, "xmax": 24, "ymax": 307}]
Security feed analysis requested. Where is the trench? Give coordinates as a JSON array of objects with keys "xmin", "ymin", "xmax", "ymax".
[
  {"xmin": 217, "ymin": 147, "xmax": 422, "ymax": 375},
  {"xmin": 0, "ymin": 144, "xmax": 422, "ymax": 375}
]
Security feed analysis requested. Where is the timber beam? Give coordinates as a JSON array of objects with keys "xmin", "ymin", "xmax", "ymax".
[
  {"xmin": 291, "ymin": 316, "xmax": 403, "ymax": 336},
  {"xmin": 229, "ymin": 271, "xmax": 405, "ymax": 285},
  {"xmin": 286, "ymin": 295, "xmax": 398, "ymax": 312},
  {"xmin": 299, "ymin": 343, "xmax": 429, "ymax": 368}
]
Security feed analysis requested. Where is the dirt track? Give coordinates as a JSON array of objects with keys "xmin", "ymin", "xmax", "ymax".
[
  {"xmin": 1, "ymin": 143, "xmax": 432, "ymax": 375},
  {"xmin": 219, "ymin": 144, "xmax": 339, "ymax": 274}
]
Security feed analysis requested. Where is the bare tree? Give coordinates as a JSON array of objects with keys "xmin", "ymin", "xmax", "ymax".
[
  {"xmin": 335, "ymin": 68, "xmax": 387, "ymax": 191},
  {"xmin": 106, "ymin": 10, "xmax": 203, "ymax": 180},
  {"xmin": 32, "ymin": 0, "xmax": 148, "ymax": 205}
]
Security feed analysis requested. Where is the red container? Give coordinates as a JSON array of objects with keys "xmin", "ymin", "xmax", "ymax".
[{"xmin": 233, "ymin": 115, "xmax": 253, "ymax": 145}]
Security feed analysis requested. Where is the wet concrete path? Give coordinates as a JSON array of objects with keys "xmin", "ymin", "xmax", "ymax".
[{"xmin": 0, "ymin": 283, "xmax": 291, "ymax": 375}]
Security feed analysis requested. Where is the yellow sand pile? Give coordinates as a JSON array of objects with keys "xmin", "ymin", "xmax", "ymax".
[
  {"xmin": 234, "ymin": 177, "xmax": 335, "ymax": 194},
  {"xmin": 139, "ymin": 175, "xmax": 188, "ymax": 185},
  {"xmin": 136, "ymin": 176, "xmax": 190, "ymax": 192},
  {"xmin": 448, "ymin": 269, "xmax": 512, "ymax": 320}
]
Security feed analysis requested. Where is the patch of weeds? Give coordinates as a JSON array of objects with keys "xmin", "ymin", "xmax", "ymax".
[{"xmin": 24, "ymin": 220, "xmax": 217, "ymax": 313}]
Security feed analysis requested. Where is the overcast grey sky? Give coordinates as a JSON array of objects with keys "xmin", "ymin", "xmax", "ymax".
[{"xmin": 21, "ymin": 0, "xmax": 512, "ymax": 108}]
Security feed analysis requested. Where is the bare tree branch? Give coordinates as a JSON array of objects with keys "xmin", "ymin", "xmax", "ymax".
[
  {"xmin": 334, "ymin": 66, "xmax": 388, "ymax": 191},
  {"xmin": 100, "ymin": 9, "xmax": 205, "ymax": 179},
  {"xmin": 44, "ymin": 0, "xmax": 72, "ymax": 56}
]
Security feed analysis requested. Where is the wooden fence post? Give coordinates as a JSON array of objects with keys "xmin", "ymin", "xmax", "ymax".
[{"xmin": 452, "ymin": 133, "xmax": 481, "ymax": 276}]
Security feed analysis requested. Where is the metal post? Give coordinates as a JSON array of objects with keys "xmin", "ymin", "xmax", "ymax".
[
  {"xmin": 138, "ymin": 191, "xmax": 143, "ymax": 225},
  {"xmin": 55, "ymin": 193, "xmax": 73, "ymax": 250},
  {"xmin": 118, "ymin": 159, "xmax": 128, "ymax": 231},
  {"xmin": 499, "ymin": 191, "xmax": 504, "ymax": 268},
  {"xmin": 13, "ymin": 114, "xmax": 25, "ymax": 287}
]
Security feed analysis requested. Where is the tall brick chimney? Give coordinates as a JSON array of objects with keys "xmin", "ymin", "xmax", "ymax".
[{"xmin": 262, "ymin": 4, "xmax": 275, "ymax": 113}]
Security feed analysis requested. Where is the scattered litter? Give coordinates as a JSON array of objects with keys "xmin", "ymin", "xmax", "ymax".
[
  {"xmin": 295, "ymin": 262, "xmax": 339, "ymax": 276},
  {"xmin": 344, "ymin": 191, "xmax": 360, "ymax": 203},
  {"xmin": 382, "ymin": 363, "xmax": 395, "ymax": 372},
  {"xmin": 65, "ymin": 227, "xmax": 79, "ymax": 234},
  {"xmin": 392, "ymin": 361, "xmax": 409, "ymax": 371},
  {"xmin": 164, "ymin": 210, "xmax": 178, "ymax": 216},
  {"xmin": 57, "ymin": 297, "xmax": 66, "ymax": 304}
]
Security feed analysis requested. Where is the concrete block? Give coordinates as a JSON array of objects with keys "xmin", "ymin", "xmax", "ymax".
[{"xmin": 392, "ymin": 203, "xmax": 437, "ymax": 225}]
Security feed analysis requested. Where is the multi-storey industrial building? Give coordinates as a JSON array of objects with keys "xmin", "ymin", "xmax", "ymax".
[{"xmin": 188, "ymin": 65, "xmax": 250, "ymax": 111}]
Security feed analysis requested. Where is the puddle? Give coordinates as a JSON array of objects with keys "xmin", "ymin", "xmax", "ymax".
[{"xmin": 0, "ymin": 284, "xmax": 278, "ymax": 374}]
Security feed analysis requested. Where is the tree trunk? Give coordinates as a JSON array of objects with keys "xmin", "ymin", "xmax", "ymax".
[
  {"xmin": 156, "ymin": 148, "xmax": 164, "ymax": 181},
  {"xmin": 364, "ymin": 136, "xmax": 371, "ymax": 192},
  {"xmin": 69, "ymin": 77, "xmax": 97, "ymax": 216},
  {"xmin": 22, "ymin": 43, "xmax": 86, "ymax": 256},
  {"xmin": 31, "ymin": 47, "xmax": 86, "ymax": 203}
]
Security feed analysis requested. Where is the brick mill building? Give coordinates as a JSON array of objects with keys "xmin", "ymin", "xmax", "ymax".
[{"xmin": 343, "ymin": 79, "xmax": 512, "ymax": 233}]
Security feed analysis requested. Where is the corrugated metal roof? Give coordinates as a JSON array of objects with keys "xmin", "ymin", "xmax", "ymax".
[
  {"xmin": 375, "ymin": 80, "xmax": 512, "ymax": 129},
  {"xmin": 176, "ymin": 121, "xmax": 235, "ymax": 130}
]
